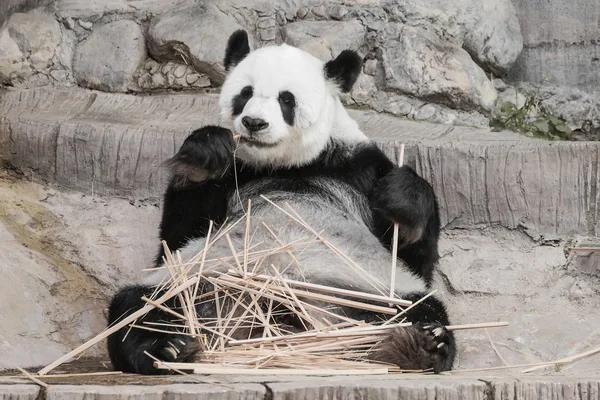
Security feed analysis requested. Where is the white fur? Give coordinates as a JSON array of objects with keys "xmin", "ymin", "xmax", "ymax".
[{"xmin": 219, "ymin": 44, "xmax": 367, "ymax": 168}]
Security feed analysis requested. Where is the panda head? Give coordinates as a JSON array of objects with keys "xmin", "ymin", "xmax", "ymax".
[{"xmin": 218, "ymin": 30, "xmax": 365, "ymax": 168}]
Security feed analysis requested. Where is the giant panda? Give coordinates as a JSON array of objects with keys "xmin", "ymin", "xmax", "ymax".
[{"xmin": 107, "ymin": 30, "xmax": 456, "ymax": 375}]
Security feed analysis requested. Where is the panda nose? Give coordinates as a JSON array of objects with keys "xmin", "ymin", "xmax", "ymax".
[{"xmin": 242, "ymin": 117, "xmax": 269, "ymax": 132}]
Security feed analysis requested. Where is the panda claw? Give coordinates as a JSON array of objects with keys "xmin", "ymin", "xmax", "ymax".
[
  {"xmin": 437, "ymin": 342, "xmax": 445, "ymax": 349},
  {"xmin": 433, "ymin": 327, "xmax": 444, "ymax": 337},
  {"xmin": 163, "ymin": 345, "xmax": 178, "ymax": 360}
]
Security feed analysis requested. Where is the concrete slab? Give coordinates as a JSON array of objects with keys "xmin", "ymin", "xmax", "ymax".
[
  {"xmin": 1, "ymin": 376, "xmax": 600, "ymax": 399},
  {"xmin": 0, "ymin": 384, "xmax": 40, "ymax": 400}
]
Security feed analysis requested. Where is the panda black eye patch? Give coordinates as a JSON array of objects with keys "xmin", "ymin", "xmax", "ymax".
[
  {"xmin": 278, "ymin": 90, "xmax": 296, "ymax": 126},
  {"xmin": 232, "ymin": 85, "xmax": 253, "ymax": 116}
]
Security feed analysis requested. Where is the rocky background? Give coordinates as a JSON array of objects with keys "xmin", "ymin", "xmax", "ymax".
[{"xmin": 0, "ymin": 0, "xmax": 599, "ymax": 137}]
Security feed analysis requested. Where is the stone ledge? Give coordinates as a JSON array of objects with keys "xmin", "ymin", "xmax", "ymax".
[
  {"xmin": 1, "ymin": 375, "xmax": 599, "ymax": 400},
  {"xmin": 1, "ymin": 88, "xmax": 597, "ymax": 236}
]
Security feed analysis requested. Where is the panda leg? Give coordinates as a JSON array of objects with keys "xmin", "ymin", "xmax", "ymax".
[
  {"xmin": 107, "ymin": 285, "xmax": 202, "ymax": 375},
  {"xmin": 347, "ymin": 292, "xmax": 456, "ymax": 372}
]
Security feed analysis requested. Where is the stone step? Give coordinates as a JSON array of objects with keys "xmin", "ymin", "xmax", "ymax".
[
  {"xmin": 1, "ymin": 375, "xmax": 600, "ymax": 400},
  {"xmin": 1, "ymin": 88, "xmax": 598, "ymax": 236}
]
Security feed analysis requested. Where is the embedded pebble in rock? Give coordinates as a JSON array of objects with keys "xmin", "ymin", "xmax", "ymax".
[
  {"xmin": 138, "ymin": 72, "xmax": 152, "ymax": 89},
  {"xmin": 175, "ymin": 76, "xmax": 187, "ymax": 87},
  {"xmin": 63, "ymin": 17, "xmax": 75, "ymax": 30},
  {"xmin": 276, "ymin": 11, "xmax": 286, "ymax": 25},
  {"xmin": 258, "ymin": 18, "xmax": 276, "ymax": 29},
  {"xmin": 330, "ymin": 5, "xmax": 348, "ymax": 20},
  {"xmin": 296, "ymin": 7, "xmax": 309, "ymax": 19},
  {"xmin": 192, "ymin": 75, "xmax": 211, "ymax": 87},
  {"xmin": 78, "ymin": 20, "xmax": 93, "ymax": 30},
  {"xmin": 161, "ymin": 61, "xmax": 175, "ymax": 75},
  {"xmin": 414, "ymin": 104, "xmax": 437, "ymax": 120},
  {"xmin": 166, "ymin": 73, "xmax": 175, "ymax": 86},
  {"xmin": 173, "ymin": 64, "xmax": 187, "ymax": 78},
  {"xmin": 260, "ymin": 28, "xmax": 278, "ymax": 41},
  {"xmin": 311, "ymin": 5, "xmax": 325, "ymax": 17},
  {"xmin": 186, "ymin": 73, "xmax": 200, "ymax": 85},
  {"xmin": 151, "ymin": 73, "xmax": 165, "ymax": 89},
  {"xmin": 384, "ymin": 100, "xmax": 413, "ymax": 116}
]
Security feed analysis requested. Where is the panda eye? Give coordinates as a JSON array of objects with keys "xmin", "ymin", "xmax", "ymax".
[
  {"xmin": 240, "ymin": 86, "xmax": 253, "ymax": 99},
  {"xmin": 278, "ymin": 91, "xmax": 295, "ymax": 106}
]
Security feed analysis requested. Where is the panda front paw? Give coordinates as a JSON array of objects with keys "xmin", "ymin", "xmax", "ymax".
[
  {"xmin": 370, "ymin": 322, "xmax": 455, "ymax": 373},
  {"xmin": 371, "ymin": 166, "xmax": 436, "ymax": 244},
  {"xmin": 154, "ymin": 335, "xmax": 202, "ymax": 364},
  {"xmin": 166, "ymin": 126, "xmax": 236, "ymax": 187}
]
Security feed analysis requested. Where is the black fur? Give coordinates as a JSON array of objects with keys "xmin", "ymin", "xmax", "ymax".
[
  {"xmin": 232, "ymin": 85, "xmax": 253, "ymax": 116},
  {"xmin": 224, "ymin": 30, "xmax": 250, "ymax": 71},
  {"xmin": 324, "ymin": 50, "xmax": 363, "ymax": 93},
  {"xmin": 107, "ymin": 285, "xmax": 202, "ymax": 374},
  {"xmin": 278, "ymin": 90, "xmax": 296, "ymax": 125}
]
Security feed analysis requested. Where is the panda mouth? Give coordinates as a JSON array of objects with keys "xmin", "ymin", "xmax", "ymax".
[{"xmin": 239, "ymin": 137, "xmax": 280, "ymax": 148}]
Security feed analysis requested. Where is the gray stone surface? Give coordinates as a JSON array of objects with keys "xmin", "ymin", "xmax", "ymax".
[
  {"xmin": 385, "ymin": 0, "xmax": 522, "ymax": 75},
  {"xmin": 267, "ymin": 377, "xmax": 488, "ymax": 399},
  {"xmin": 380, "ymin": 24, "xmax": 497, "ymax": 112},
  {"xmin": 0, "ymin": 12, "xmax": 61, "ymax": 84},
  {"xmin": 0, "ymin": 169, "xmax": 159, "ymax": 369},
  {"xmin": 0, "ymin": 385, "xmax": 40, "ymax": 400},
  {"xmin": 282, "ymin": 20, "xmax": 366, "ymax": 61},
  {"xmin": 0, "ymin": 0, "xmax": 53, "ymax": 27},
  {"xmin": 73, "ymin": 20, "xmax": 146, "ymax": 92},
  {"xmin": 508, "ymin": 0, "xmax": 600, "ymax": 93},
  {"xmin": 147, "ymin": 4, "xmax": 243, "ymax": 85},
  {"xmin": 1, "ymin": 378, "xmax": 600, "ymax": 399}
]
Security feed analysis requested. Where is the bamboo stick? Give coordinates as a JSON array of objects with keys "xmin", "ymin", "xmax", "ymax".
[
  {"xmin": 218, "ymin": 274, "xmax": 397, "ymax": 315},
  {"xmin": 16, "ymin": 367, "xmax": 49, "ymax": 388},
  {"xmin": 154, "ymin": 361, "xmax": 389, "ymax": 375},
  {"xmin": 247, "ymin": 272, "xmax": 412, "ymax": 307},
  {"xmin": 521, "ymin": 345, "xmax": 600, "ymax": 373},
  {"xmin": 446, "ymin": 322, "xmax": 509, "ymax": 331}
]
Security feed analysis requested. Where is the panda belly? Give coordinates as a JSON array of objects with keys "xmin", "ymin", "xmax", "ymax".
[{"xmin": 144, "ymin": 177, "xmax": 427, "ymax": 297}]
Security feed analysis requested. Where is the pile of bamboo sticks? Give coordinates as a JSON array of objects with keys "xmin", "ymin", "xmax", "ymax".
[{"xmin": 132, "ymin": 195, "xmax": 507, "ymax": 375}]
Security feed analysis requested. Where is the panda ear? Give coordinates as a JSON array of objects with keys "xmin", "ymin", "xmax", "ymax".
[
  {"xmin": 324, "ymin": 50, "xmax": 363, "ymax": 93},
  {"xmin": 224, "ymin": 30, "xmax": 251, "ymax": 71}
]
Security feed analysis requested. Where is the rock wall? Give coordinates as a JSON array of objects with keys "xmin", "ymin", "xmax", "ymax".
[
  {"xmin": 0, "ymin": 0, "xmax": 525, "ymax": 128},
  {"xmin": 508, "ymin": 0, "xmax": 600, "ymax": 94}
]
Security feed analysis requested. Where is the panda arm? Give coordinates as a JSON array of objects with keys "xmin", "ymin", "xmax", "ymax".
[
  {"xmin": 155, "ymin": 178, "xmax": 233, "ymax": 266},
  {"xmin": 154, "ymin": 126, "xmax": 237, "ymax": 266},
  {"xmin": 353, "ymin": 145, "xmax": 441, "ymax": 285}
]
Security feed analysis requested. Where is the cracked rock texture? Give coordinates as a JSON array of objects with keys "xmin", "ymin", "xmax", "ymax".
[
  {"xmin": 147, "ymin": 4, "xmax": 243, "ymax": 85},
  {"xmin": 0, "ymin": 0, "xmax": 526, "ymax": 125},
  {"xmin": 74, "ymin": 20, "xmax": 146, "ymax": 92}
]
